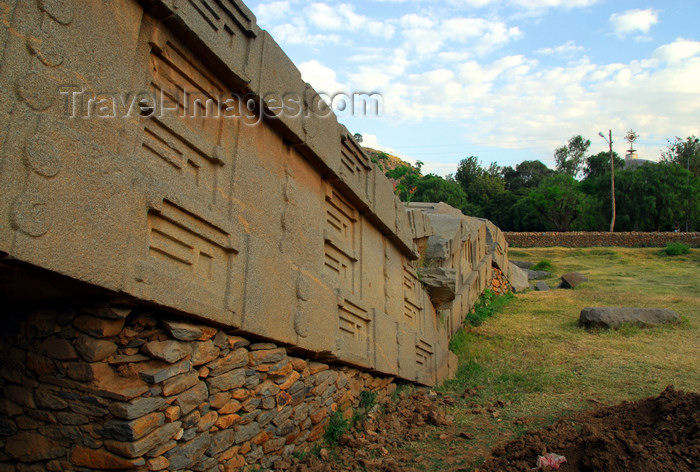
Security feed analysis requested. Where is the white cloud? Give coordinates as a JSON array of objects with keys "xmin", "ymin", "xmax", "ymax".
[
  {"xmin": 510, "ymin": 0, "xmax": 598, "ymax": 9},
  {"xmin": 610, "ymin": 9, "xmax": 659, "ymax": 38},
  {"xmin": 536, "ymin": 40, "xmax": 584, "ymax": 56},
  {"xmin": 654, "ymin": 38, "xmax": 700, "ymax": 63},
  {"xmin": 447, "ymin": 0, "xmax": 600, "ymax": 10},
  {"xmin": 308, "ymin": 3, "xmax": 395, "ymax": 39},
  {"xmin": 270, "ymin": 20, "xmax": 342, "ymax": 46},
  {"xmin": 298, "ymin": 59, "xmax": 347, "ymax": 95},
  {"xmin": 247, "ymin": 0, "xmax": 698, "ymax": 169},
  {"xmin": 399, "ymin": 15, "xmax": 521, "ymax": 59},
  {"xmin": 253, "ymin": 1, "xmax": 291, "ymax": 25}
]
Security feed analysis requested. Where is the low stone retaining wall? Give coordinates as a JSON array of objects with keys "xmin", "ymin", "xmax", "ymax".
[
  {"xmin": 0, "ymin": 300, "xmax": 395, "ymax": 471},
  {"xmin": 504, "ymin": 232, "xmax": 700, "ymax": 248}
]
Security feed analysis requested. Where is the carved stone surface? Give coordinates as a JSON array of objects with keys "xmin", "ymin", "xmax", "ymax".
[{"xmin": 0, "ymin": 0, "xmax": 513, "ymax": 388}]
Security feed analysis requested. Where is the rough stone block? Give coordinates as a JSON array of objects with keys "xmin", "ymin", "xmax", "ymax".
[
  {"xmin": 163, "ymin": 320, "xmax": 217, "ymax": 341},
  {"xmin": 175, "ymin": 382, "xmax": 209, "ymax": 415},
  {"xmin": 142, "ymin": 340, "xmax": 191, "ymax": 364},
  {"xmin": 579, "ymin": 307, "xmax": 681, "ymax": 330},
  {"xmin": 75, "ymin": 333, "xmax": 118, "ymax": 362},
  {"xmin": 166, "ymin": 432, "xmax": 211, "ymax": 470},
  {"xmin": 4, "ymin": 432, "xmax": 66, "ymax": 462},
  {"xmin": 102, "ymin": 412, "xmax": 165, "ymax": 442},
  {"xmin": 140, "ymin": 359, "xmax": 191, "ymax": 384},
  {"xmin": 104, "ymin": 421, "xmax": 182, "ymax": 459},
  {"xmin": 207, "ymin": 368, "xmax": 246, "ymax": 394},
  {"xmin": 73, "ymin": 315, "xmax": 125, "ymax": 338},
  {"xmin": 70, "ymin": 446, "xmax": 146, "ymax": 469},
  {"xmin": 162, "ymin": 371, "xmax": 200, "ymax": 397}
]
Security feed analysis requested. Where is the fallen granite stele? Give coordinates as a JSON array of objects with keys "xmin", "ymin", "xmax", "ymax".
[{"xmin": 579, "ymin": 307, "xmax": 681, "ymax": 330}]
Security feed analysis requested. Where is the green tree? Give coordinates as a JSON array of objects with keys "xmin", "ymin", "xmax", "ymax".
[
  {"xmin": 502, "ymin": 160, "xmax": 554, "ymax": 192},
  {"xmin": 455, "ymin": 156, "xmax": 483, "ymax": 194},
  {"xmin": 525, "ymin": 174, "xmax": 584, "ymax": 231},
  {"xmin": 662, "ymin": 135, "xmax": 700, "ymax": 177},
  {"xmin": 454, "ymin": 156, "xmax": 506, "ymax": 215},
  {"xmin": 554, "ymin": 135, "xmax": 591, "ymax": 178},
  {"xmin": 583, "ymin": 151, "xmax": 624, "ymax": 180},
  {"xmin": 411, "ymin": 174, "xmax": 469, "ymax": 213},
  {"xmin": 614, "ymin": 162, "xmax": 699, "ymax": 231}
]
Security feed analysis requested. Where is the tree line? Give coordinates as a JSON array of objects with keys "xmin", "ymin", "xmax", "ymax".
[{"xmin": 367, "ymin": 135, "xmax": 700, "ymax": 232}]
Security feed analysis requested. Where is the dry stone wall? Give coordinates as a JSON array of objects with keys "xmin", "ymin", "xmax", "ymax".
[
  {"xmin": 0, "ymin": 299, "xmax": 396, "ymax": 471},
  {"xmin": 505, "ymin": 232, "xmax": 700, "ymax": 248}
]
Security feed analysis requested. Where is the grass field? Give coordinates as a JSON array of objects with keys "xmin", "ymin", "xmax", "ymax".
[{"xmin": 410, "ymin": 247, "xmax": 700, "ymax": 470}]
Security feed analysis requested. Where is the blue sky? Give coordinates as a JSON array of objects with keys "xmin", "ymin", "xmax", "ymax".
[{"xmin": 247, "ymin": 0, "xmax": 700, "ymax": 176}]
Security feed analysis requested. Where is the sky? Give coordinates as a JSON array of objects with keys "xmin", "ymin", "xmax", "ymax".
[{"xmin": 246, "ymin": 0, "xmax": 700, "ymax": 176}]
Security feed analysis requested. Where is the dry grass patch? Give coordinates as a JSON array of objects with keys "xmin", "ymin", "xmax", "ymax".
[{"xmin": 440, "ymin": 247, "xmax": 699, "ymax": 470}]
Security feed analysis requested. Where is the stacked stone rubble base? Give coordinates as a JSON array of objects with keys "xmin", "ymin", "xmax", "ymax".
[
  {"xmin": 0, "ymin": 301, "xmax": 396, "ymax": 471},
  {"xmin": 489, "ymin": 267, "xmax": 511, "ymax": 296}
]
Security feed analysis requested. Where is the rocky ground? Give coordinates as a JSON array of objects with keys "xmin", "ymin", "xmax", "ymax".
[{"xmin": 272, "ymin": 385, "xmax": 699, "ymax": 472}]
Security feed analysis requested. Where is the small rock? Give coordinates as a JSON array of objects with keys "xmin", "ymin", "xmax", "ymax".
[
  {"xmin": 147, "ymin": 456, "xmax": 170, "ymax": 471},
  {"xmin": 535, "ymin": 281, "xmax": 550, "ymax": 291},
  {"xmin": 560, "ymin": 272, "xmax": 589, "ymax": 289}
]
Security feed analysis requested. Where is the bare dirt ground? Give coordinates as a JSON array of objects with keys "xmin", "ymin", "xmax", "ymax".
[{"xmin": 276, "ymin": 385, "xmax": 699, "ymax": 472}]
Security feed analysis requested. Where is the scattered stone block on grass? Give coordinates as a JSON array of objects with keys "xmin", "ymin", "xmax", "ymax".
[
  {"xmin": 558, "ymin": 272, "xmax": 589, "ymax": 289},
  {"xmin": 524, "ymin": 269, "xmax": 552, "ymax": 280},
  {"xmin": 579, "ymin": 307, "xmax": 681, "ymax": 330},
  {"xmin": 510, "ymin": 260, "xmax": 534, "ymax": 269},
  {"xmin": 535, "ymin": 281, "xmax": 550, "ymax": 291},
  {"xmin": 507, "ymin": 263, "xmax": 529, "ymax": 293}
]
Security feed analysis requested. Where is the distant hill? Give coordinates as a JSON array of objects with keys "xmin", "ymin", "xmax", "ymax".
[{"xmin": 363, "ymin": 147, "xmax": 417, "ymax": 174}]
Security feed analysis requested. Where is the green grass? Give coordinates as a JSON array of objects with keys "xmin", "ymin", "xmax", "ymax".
[
  {"xmin": 459, "ymin": 289, "xmax": 515, "ymax": 328},
  {"xmin": 663, "ymin": 242, "xmax": 690, "ymax": 256},
  {"xmin": 531, "ymin": 259, "xmax": 554, "ymax": 271},
  {"xmin": 436, "ymin": 247, "xmax": 700, "ymax": 468},
  {"xmin": 324, "ymin": 410, "xmax": 349, "ymax": 445}
]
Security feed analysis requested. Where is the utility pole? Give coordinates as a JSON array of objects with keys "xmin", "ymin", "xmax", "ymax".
[{"xmin": 599, "ymin": 130, "xmax": 615, "ymax": 232}]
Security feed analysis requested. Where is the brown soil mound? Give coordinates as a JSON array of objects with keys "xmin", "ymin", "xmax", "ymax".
[
  {"xmin": 478, "ymin": 386, "xmax": 699, "ymax": 472},
  {"xmin": 274, "ymin": 386, "xmax": 699, "ymax": 472}
]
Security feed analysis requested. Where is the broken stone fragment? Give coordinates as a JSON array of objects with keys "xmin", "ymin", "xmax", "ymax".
[
  {"xmin": 162, "ymin": 320, "xmax": 216, "ymax": 341},
  {"xmin": 535, "ymin": 281, "xmax": 550, "ymax": 291},
  {"xmin": 507, "ymin": 263, "xmax": 529, "ymax": 293},
  {"xmin": 559, "ymin": 272, "xmax": 589, "ymax": 289},
  {"xmin": 74, "ymin": 315, "xmax": 125, "ymax": 338},
  {"xmin": 108, "ymin": 396, "xmax": 166, "ymax": 420},
  {"xmin": 142, "ymin": 340, "xmax": 190, "ymax": 364},
  {"xmin": 419, "ymin": 267, "xmax": 457, "ymax": 310},
  {"xmin": 104, "ymin": 421, "xmax": 182, "ymax": 458},
  {"xmin": 140, "ymin": 359, "xmax": 191, "ymax": 384},
  {"xmin": 75, "ymin": 333, "xmax": 118, "ymax": 362}
]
